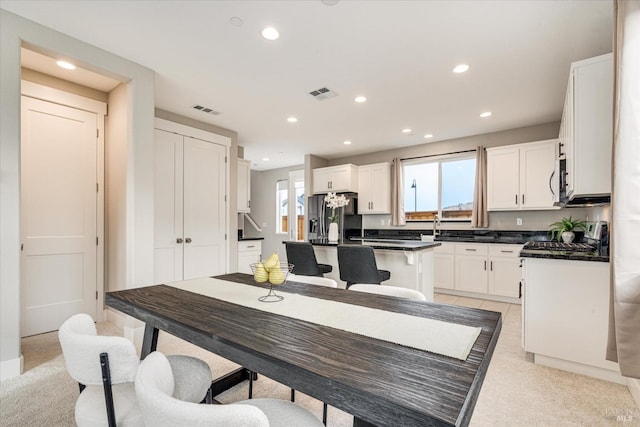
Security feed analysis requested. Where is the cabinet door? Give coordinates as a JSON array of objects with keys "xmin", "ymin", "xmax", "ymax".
[
  {"xmin": 237, "ymin": 159, "xmax": 251, "ymax": 212},
  {"xmin": 358, "ymin": 166, "xmax": 373, "ymax": 213},
  {"xmin": 312, "ymin": 169, "xmax": 333, "ymax": 194},
  {"xmin": 434, "ymin": 253, "xmax": 455, "ymax": 289},
  {"xmin": 520, "ymin": 141, "xmax": 556, "ymax": 209},
  {"xmin": 455, "ymin": 255, "xmax": 488, "ymax": 293},
  {"xmin": 488, "ymin": 257, "xmax": 521, "ymax": 298},
  {"xmin": 329, "ymin": 167, "xmax": 352, "ymax": 192},
  {"xmin": 487, "ymin": 148, "xmax": 520, "ymax": 210},
  {"xmin": 154, "ymin": 129, "xmax": 184, "ymax": 284},
  {"xmin": 238, "ymin": 241, "xmax": 262, "ymax": 274},
  {"xmin": 183, "ymin": 137, "xmax": 227, "ymax": 280}
]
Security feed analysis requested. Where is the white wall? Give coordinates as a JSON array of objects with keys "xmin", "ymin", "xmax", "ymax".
[{"xmin": 0, "ymin": 9, "xmax": 155, "ymax": 380}]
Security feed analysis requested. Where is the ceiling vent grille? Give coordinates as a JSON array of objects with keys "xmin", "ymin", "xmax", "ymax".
[
  {"xmin": 191, "ymin": 104, "xmax": 221, "ymax": 115},
  {"xmin": 309, "ymin": 87, "xmax": 338, "ymax": 100}
]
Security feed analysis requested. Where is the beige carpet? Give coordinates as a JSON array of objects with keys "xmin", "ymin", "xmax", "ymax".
[{"xmin": 1, "ymin": 295, "xmax": 637, "ymax": 426}]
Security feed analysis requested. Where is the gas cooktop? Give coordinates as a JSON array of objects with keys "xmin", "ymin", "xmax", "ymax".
[{"xmin": 522, "ymin": 241, "xmax": 596, "ymax": 253}]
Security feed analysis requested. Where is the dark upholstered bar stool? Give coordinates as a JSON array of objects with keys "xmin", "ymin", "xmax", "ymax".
[
  {"xmin": 285, "ymin": 242, "xmax": 332, "ymax": 277},
  {"xmin": 337, "ymin": 245, "xmax": 391, "ymax": 288}
]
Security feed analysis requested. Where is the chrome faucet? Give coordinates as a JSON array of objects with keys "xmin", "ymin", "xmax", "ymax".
[{"xmin": 433, "ymin": 214, "xmax": 441, "ymax": 238}]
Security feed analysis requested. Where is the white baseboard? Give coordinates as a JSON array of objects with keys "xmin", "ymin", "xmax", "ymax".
[
  {"xmin": 534, "ymin": 354, "xmax": 626, "ymax": 385},
  {"xmin": 0, "ymin": 355, "xmax": 24, "ymax": 381},
  {"xmin": 627, "ymin": 378, "xmax": 640, "ymax": 409}
]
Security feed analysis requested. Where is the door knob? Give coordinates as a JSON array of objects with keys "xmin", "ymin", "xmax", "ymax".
[
  {"xmin": 176, "ymin": 238, "xmax": 183, "ymax": 244},
  {"xmin": 185, "ymin": 237, "xmax": 192, "ymax": 243}
]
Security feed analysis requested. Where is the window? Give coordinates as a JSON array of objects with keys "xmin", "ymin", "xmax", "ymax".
[
  {"xmin": 403, "ymin": 155, "xmax": 476, "ymax": 221},
  {"xmin": 276, "ymin": 171, "xmax": 305, "ymax": 239}
]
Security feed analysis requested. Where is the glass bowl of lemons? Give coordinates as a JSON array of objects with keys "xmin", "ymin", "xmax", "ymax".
[{"xmin": 250, "ymin": 251, "xmax": 293, "ymax": 302}]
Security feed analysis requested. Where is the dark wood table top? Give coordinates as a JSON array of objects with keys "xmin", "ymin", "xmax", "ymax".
[{"xmin": 105, "ymin": 273, "xmax": 501, "ymax": 427}]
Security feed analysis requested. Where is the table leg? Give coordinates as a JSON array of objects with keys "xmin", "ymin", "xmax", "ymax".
[
  {"xmin": 141, "ymin": 323, "xmax": 159, "ymax": 360},
  {"xmin": 353, "ymin": 418, "xmax": 377, "ymax": 427}
]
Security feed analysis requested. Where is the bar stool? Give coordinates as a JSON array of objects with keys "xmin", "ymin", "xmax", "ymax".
[
  {"xmin": 285, "ymin": 242, "xmax": 332, "ymax": 277},
  {"xmin": 337, "ymin": 245, "xmax": 391, "ymax": 289}
]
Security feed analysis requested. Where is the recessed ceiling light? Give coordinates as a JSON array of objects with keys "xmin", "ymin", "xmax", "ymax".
[
  {"xmin": 354, "ymin": 96, "xmax": 367, "ymax": 103},
  {"xmin": 262, "ymin": 157, "xmax": 270, "ymax": 161},
  {"xmin": 453, "ymin": 64, "xmax": 470, "ymax": 73},
  {"xmin": 321, "ymin": 0, "xmax": 340, "ymax": 5},
  {"xmin": 402, "ymin": 128, "xmax": 412, "ymax": 134},
  {"xmin": 287, "ymin": 117, "xmax": 298, "ymax": 123},
  {"xmin": 343, "ymin": 140, "xmax": 352, "ymax": 145},
  {"xmin": 480, "ymin": 111, "xmax": 492, "ymax": 118},
  {"xmin": 424, "ymin": 134, "xmax": 433, "ymax": 139},
  {"xmin": 56, "ymin": 60, "xmax": 76, "ymax": 70},
  {"xmin": 261, "ymin": 27, "xmax": 280, "ymax": 41}
]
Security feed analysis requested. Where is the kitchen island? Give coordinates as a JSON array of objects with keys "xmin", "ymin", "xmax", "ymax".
[{"xmin": 301, "ymin": 239, "xmax": 440, "ymax": 300}]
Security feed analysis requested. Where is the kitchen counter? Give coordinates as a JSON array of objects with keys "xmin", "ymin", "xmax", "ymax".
[
  {"xmin": 519, "ymin": 250, "xmax": 609, "ymax": 262},
  {"xmin": 238, "ymin": 237, "xmax": 264, "ymax": 241},
  {"xmin": 308, "ymin": 238, "xmax": 440, "ymax": 251},
  {"xmin": 296, "ymin": 239, "xmax": 438, "ymax": 298}
]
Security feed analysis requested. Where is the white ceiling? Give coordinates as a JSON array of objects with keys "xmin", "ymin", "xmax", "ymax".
[{"xmin": 2, "ymin": 0, "xmax": 613, "ymax": 171}]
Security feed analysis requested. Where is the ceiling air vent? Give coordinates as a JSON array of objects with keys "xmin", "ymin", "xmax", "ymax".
[
  {"xmin": 308, "ymin": 87, "xmax": 338, "ymax": 100},
  {"xmin": 191, "ymin": 104, "xmax": 221, "ymax": 115}
]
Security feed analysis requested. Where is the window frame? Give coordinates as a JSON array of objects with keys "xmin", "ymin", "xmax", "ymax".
[{"xmin": 402, "ymin": 152, "xmax": 476, "ymax": 222}]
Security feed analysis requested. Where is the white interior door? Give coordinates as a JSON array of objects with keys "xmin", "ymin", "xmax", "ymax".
[
  {"xmin": 21, "ymin": 96, "xmax": 98, "ymax": 336},
  {"xmin": 153, "ymin": 129, "xmax": 184, "ymax": 284},
  {"xmin": 183, "ymin": 136, "xmax": 226, "ymax": 279}
]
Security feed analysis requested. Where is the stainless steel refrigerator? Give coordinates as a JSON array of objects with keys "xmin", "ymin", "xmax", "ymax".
[{"xmin": 307, "ymin": 192, "xmax": 362, "ymax": 241}]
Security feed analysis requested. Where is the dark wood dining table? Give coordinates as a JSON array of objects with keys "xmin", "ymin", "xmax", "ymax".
[{"xmin": 105, "ymin": 273, "xmax": 501, "ymax": 427}]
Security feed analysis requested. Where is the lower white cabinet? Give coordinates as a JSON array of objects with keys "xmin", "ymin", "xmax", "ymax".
[
  {"xmin": 522, "ymin": 258, "xmax": 620, "ymax": 383},
  {"xmin": 433, "ymin": 243, "xmax": 454, "ymax": 290},
  {"xmin": 435, "ymin": 242, "xmax": 523, "ymax": 302},
  {"xmin": 237, "ymin": 240, "xmax": 262, "ymax": 274}
]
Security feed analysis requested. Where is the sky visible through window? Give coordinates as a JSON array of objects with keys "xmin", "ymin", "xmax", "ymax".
[{"xmin": 404, "ymin": 157, "xmax": 476, "ymax": 213}]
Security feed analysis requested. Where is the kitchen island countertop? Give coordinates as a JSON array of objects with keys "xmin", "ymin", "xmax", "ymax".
[{"xmin": 307, "ymin": 238, "xmax": 440, "ymax": 251}]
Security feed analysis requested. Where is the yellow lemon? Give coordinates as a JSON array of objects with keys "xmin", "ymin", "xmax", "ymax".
[
  {"xmin": 253, "ymin": 263, "xmax": 269, "ymax": 283},
  {"xmin": 268, "ymin": 267, "xmax": 286, "ymax": 285},
  {"xmin": 263, "ymin": 251, "xmax": 279, "ymax": 271}
]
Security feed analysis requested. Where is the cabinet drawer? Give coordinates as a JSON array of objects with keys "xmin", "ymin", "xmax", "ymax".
[
  {"xmin": 434, "ymin": 242, "xmax": 454, "ymax": 254},
  {"xmin": 489, "ymin": 244, "xmax": 522, "ymax": 257},
  {"xmin": 455, "ymin": 243, "xmax": 488, "ymax": 255},
  {"xmin": 238, "ymin": 240, "xmax": 262, "ymax": 252}
]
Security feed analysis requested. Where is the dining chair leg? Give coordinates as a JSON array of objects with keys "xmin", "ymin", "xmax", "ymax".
[
  {"xmin": 290, "ymin": 388, "xmax": 295, "ymax": 402},
  {"xmin": 322, "ymin": 402, "xmax": 328, "ymax": 425},
  {"xmin": 248, "ymin": 371, "xmax": 254, "ymax": 399}
]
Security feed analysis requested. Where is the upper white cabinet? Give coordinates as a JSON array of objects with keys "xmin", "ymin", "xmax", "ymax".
[
  {"xmin": 358, "ymin": 162, "xmax": 391, "ymax": 214},
  {"xmin": 237, "ymin": 159, "xmax": 251, "ymax": 213},
  {"xmin": 560, "ymin": 53, "xmax": 613, "ymax": 198},
  {"xmin": 487, "ymin": 139, "xmax": 558, "ymax": 210},
  {"xmin": 312, "ymin": 164, "xmax": 358, "ymax": 194},
  {"xmin": 153, "ymin": 119, "xmax": 229, "ymax": 284}
]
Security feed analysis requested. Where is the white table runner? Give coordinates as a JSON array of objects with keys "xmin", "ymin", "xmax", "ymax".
[{"xmin": 169, "ymin": 277, "xmax": 482, "ymax": 361}]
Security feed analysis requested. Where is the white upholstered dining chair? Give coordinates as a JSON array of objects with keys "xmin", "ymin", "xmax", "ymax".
[
  {"xmin": 349, "ymin": 284, "xmax": 427, "ymax": 301},
  {"xmin": 288, "ymin": 273, "xmax": 338, "ymax": 288},
  {"xmin": 135, "ymin": 351, "xmax": 325, "ymax": 427},
  {"xmin": 58, "ymin": 313, "xmax": 213, "ymax": 427}
]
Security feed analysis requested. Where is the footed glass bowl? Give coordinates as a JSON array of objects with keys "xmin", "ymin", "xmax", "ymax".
[{"xmin": 249, "ymin": 262, "xmax": 293, "ymax": 302}]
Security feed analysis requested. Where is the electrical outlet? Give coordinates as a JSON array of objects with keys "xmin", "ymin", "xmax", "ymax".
[{"xmin": 516, "ymin": 218, "xmax": 523, "ymax": 226}]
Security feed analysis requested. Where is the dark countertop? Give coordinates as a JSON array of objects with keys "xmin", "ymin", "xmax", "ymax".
[
  {"xmin": 364, "ymin": 228, "xmax": 550, "ymax": 245},
  {"xmin": 238, "ymin": 237, "xmax": 264, "ymax": 241},
  {"xmin": 306, "ymin": 239, "xmax": 440, "ymax": 252},
  {"xmin": 519, "ymin": 249, "xmax": 609, "ymax": 263}
]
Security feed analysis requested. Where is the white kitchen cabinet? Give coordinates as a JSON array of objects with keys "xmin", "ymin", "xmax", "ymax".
[
  {"xmin": 454, "ymin": 244, "xmax": 489, "ymax": 293},
  {"xmin": 522, "ymin": 258, "xmax": 620, "ymax": 383},
  {"xmin": 237, "ymin": 240, "xmax": 262, "ymax": 274},
  {"xmin": 487, "ymin": 139, "xmax": 558, "ymax": 211},
  {"xmin": 433, "ymin": 242, "xmax": 454, "ymax": 290},
  {"xmin": 560, "ymin": 53, "xmax": 613, "ymax": 199},
  {"xmin": 153, "ymin": 121, "xmax": 228, "ymax": 284},
  {"xmin": 436, "ymin": 242, "xmax": 523, "ymax": 302},
  {"xmin": 358, "ymin": 162, "xmax": 391, "ymax": 214},
  {"xmin": 312, "ymin": 164, "xmax": 358, "ymax": 194},
  {"xmin": 487, "ymin": 245, "xmax": 522, "ymax": 298},
  {"xmin": 237, "ymin": 159, "xmax": 251, "ymax": 213}
]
